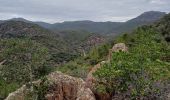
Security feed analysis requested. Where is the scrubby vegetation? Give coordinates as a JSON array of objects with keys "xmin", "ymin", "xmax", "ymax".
[
  {"xmin": 57, "ymin": 60, "xmax": 89, "ymax": 79},
  {"xmin": 0, "ymin": 12, "xmax": 170, "ymax": 100},
  {"xmin": 94, "ymin": 23, "xmax": 170, "ymax": 99},
  {"xmin": 57, "ymin": 42, "xmax": 113, "ymax": 79},
  {"xmin": 0, "ymin": 38, "xmax": 51, "ymax": 99},
  {"xmin": 0, "ymin": 21, "xmax": 107, "ymax": 99}
]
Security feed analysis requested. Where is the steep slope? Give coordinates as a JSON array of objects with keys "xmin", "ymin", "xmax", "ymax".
[
  {"xmin": 113, "ymin": 11, "xmax": 166, "ymax": 33},
  {"xmin": 55, "ymin": 13, "xmax": 170, "ymax": 100},
  {"xmin": 92, "ymin": 13, "xmax": 170, "ymax": 100},
  {"xmin": 0, "ymin": 21, "xmax": 107, "ymax": 64},
  {"xmin": 2, "ymin": 12, "xmax": 170, "ymax": 100},
  {"xmin": 0, "ymin": 21, "xmax": 53, "ymax": 38},
  {"xmin": 154, "ymin": 13, "xmax": 170, "ymax": 42},
  {"xmin": 6, "ymin": 12, "xmax": 170, "ymax": 99},
  {"xmin": 0, "ymin": 21, "xmax": 72, "ymax": 65},
  {"xmin": 58, "ymin": 30, "xmax": 106, "ymax": 52},
  {"xmin": 0, "ymin": 21, "xmax": 66, "ymax": 49}
]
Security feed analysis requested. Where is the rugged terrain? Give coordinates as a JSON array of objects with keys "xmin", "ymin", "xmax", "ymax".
[{"xmin": 0, "ymin": 11, "xmax": 170, "ymax": 100}]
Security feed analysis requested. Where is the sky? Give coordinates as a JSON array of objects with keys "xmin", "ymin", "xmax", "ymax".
[{"xmin": 0, "ymin": 0, "xmax": 170, "ymax": 23}]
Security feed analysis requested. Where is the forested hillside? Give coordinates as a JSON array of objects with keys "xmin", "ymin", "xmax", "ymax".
[
  {"xmin": 0, "ymin": 12, "xmax": 169, "ymax": 100},
  {"xmin": 0, "ymin": 20, "xmax": 106, "ymax": 99}
]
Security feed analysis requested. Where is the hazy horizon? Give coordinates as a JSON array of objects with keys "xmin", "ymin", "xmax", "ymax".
[{"xmin": 0, "ymin": 0, "xmax": 170, "ymax": 23}]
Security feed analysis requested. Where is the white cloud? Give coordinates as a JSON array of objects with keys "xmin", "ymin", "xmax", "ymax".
[{"xmin": 149, "ymin": 0, "xmax": 166, "ymax": 4}]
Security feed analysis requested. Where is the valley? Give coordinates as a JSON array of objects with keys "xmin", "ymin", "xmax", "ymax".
[{"xmin": 0, "ymin": 11, "xmax": 170, "ymax": 100}]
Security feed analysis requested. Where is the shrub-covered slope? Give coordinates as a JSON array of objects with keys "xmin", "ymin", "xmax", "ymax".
[{"xmin": 94, "ymin": 13, "xmax": 170, "ymax": 99}]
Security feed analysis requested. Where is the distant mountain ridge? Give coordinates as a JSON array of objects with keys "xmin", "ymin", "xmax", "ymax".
[
  {"xmin": 0, "ymin": 20, "xmax": 68, "ymax": 52},
  {"xmin": 128, "ymin": 11, "xmax": 166, "ymax": 22},
  {"xmin": 110, "ymin": 11, "xmax": 166, "ymax": 34},
  {"xmin": 0, "ymin": 11, "xmax": 166, "ymax": 35}
]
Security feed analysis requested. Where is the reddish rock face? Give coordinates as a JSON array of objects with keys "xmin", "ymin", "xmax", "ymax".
[
  {"xmin": 45, "ymin": 80, "xmax": 78, "ymax": 100},
  {"xmin": 45, "ymin": 72, "xmax": 96, "ymax": 100},
  {"xmin": 94, "ymin": 92, "xmax": 112, "ymax": 100},
  {"xmin": 5, "ymin": 72, "xmax": 96, "ymax": 100}
]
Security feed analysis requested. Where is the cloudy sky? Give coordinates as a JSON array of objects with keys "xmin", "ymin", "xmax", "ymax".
[{"xmin": 0, "ymin": 0, "xmax": 170, "ymax": 23}]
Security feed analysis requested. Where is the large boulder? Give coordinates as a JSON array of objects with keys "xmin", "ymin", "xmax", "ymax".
[
  {"xmin": 45, "ymin": 72, "xmax": 95, "ymax": 100},
  {"xmin": 108, "ymin": 43, "xmax": 128, "ymax": 61},
  {"xmin": 111, "ymin": 43, "xmax": 128, "ymax": 52},
  {"xmin": 5, "ymin": 71, "xmax": 96, "ymax": 100},
  {"xmin": 5, "ymin": 80, "xmax": 41, "ymax": 100}
]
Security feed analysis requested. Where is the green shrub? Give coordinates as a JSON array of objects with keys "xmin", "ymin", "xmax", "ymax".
[
  {"xmin": 0, "ymin": 79, "xmax": 19, "ymax": 99},
  {"xmin": 57, "ymin": 61, "xmax": 89, "ymax": 79},
  {"xmin": 0, "ymin": 38, "xmax": 50, "ymax": 84},
  {"xmin": 88, "ymin": 43, "xmax": 111, "ymax": 65},
  {"xmin": 94, "ymin": 27, "xmax": 170, "ymax": 99}
]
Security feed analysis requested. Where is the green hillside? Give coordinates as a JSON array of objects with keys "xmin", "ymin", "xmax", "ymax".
[
  {"xmin": 0, "ymin": 12, "xmax": 169, "ymax": 99},
  {"xmin": 93, "ymin": 13, "xmax": 170, "ymax": 99},
  {"xmin": 56, "ymin": 13, "xmax": 170, "ymax": 99}
]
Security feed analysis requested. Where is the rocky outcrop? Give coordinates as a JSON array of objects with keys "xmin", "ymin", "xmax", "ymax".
[
  {"xmin": 85, "ymin": 61, "xmax": 112, "ymax": 100},
  {"xmin": 6, "ymin": 43, "xmax": 128, "ymax": 100},
  {"xmin": 86, "ymin": 43, "xmax": 128, "ymax": 100},
  {"xmin": 85, "ymin": 63, "xmax": 101, "ymax": 89},
  {"xmin": 5, "ymin": 71, "xmax": 96, "ymax": 100},
  {"xmin": 85, "ymin": 61, "xmax": 109, "ymax": 89},
  {"xmin": 86, "ymin": 43, "xmax": 128, "ymax": 87},
  {"xmin": 111, "ymin": 43, "xmax": 128, "ymax": 52},
  {"xmin": 5, "ymin": 80, "xmax": 41, "ymax": 100},
  {"xmin": 5, "ymin": 85, "xmax": 27, "ymax": 100},
  {"xmin": 108, "ymin": 43, "xmax": 128, "ymax": 61},
  {"xmin": 45, "ymin": 72, "xmax": 95, "ymax": 100}
]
